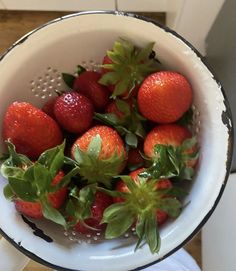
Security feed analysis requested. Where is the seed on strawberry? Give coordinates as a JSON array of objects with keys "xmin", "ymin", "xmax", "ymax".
[
  {"xmin": 138, "ymin": 71, "xmax": 193, "ymax": 123},
  {"xmin": 2, "ymin": 102, "xmax": 63, "ymax": 159},
  {"xmin": 71, "ymin": 125, "xmax": 127, "ymax": 187},
  {"xmin": 73, "ymin": 71, "xmax": 110, "ymax": 111},
  {"xmin": 54, "ymin": 92, "xmax": 94, "ymax": 134}
]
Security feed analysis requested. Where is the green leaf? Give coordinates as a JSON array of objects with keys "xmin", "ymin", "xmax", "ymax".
[
  {"xmin": 41, "ymin": 199, "xmax": 66, "ymax": 226},
  {"xmin": 97, "ymin": 186, "xmax": 125, "ymax": 198},
  {"xmin": 135, "ymin": 215, "xmax": 146, "ymax": 250},
  {"xmin": 115, "ymin": 99, "xmax": 131, "ymax": 116},
  {"xmin": 180, "ymin": 167, "xmax": 195, "ymax": 180},
  {"xmin": 120, "ymin": 175, "xmax": 137, "ymax": 191},
  {"xmin": 157, "ymin": 198, "xmax": 182, "ymax": 218},
  {"xmin": 4, "ymin": 140, "xmax": 33, "ymax": 167},
  {"xmin": 98, "ymin": 71, "xmax": 120, "ymax": 86},
  {"xmin": 102, "ymin": 202, "xmax": 127, "ymax": 222},
  {"xmin": 87, "ymin": 135, "xmax": 102, "ymax": 158},
  {"xmin": 33, "ymin": 163, "xmax": 52, "ymax": 194},
  {"xmin": 76, "ymin": 65, "xmax": 86, "ymax": 75},
  {"xmin": 8, "ymin": 177, "xmax": 37, "ymax": 202},
  {"xmin": 145, "ymin": 213, "xmax": 160, "ymax": 253},
  {"xmin": 66, "ymin": 185, "xmax": 96, "ymax": 223},
  {"xmin": 37, "ymin": 141, "xmax": 65, "ymax": 178},
  {"xmin": 62, "ymin": 73, "xmax": 76, "ymax": 88},
  {"xmin": 94, "ymin": 112, "xmax": 119, "ymax": 126},
  {"xmin": 1, "ymin": 163, "xmax": 24, "ymax": 179},
  {"xmin": 181, "ymin": 136, "xmax": 197, "ymax": 151},
  {"xmin": 125, "ymin": 132, "xmax": 138, "ymax": 148},
  {"xmin": 50, "ymin": 166, "xmax": 80, "ymax": 192},
  {"xmin": 103, "ymin": 203, "xmax": 134, "ymax": 239},
  {"xmin": 3, "ymin": 184, "xmax": 14, "ymax": 200},
  {"xmin": 112, "ymin": 78, "xmax": 130, "ymax": 98}
]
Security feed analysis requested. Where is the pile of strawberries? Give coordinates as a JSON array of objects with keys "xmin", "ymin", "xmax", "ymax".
[{"xmin": 1, "ymin": 39, "xmax": 198, "ymax": 253}]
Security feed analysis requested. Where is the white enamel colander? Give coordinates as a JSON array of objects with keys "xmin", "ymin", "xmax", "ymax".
[{"xmin": 0, "ymin": 11, "xmax": 233, "ymax": 271}]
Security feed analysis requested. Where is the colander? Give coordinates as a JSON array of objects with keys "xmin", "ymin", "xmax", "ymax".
[{"xmin": 0, "ymin": 11, "xmax": 233, "ymax": 271}]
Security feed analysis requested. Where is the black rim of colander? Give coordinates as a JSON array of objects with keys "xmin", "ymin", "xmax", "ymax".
[{"xmin": 0, "ymin": 10, "xmax": 234, "ymax": 271}]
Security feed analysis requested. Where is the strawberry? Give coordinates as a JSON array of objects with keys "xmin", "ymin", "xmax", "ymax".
[
  {"xmin": 2, "ymin": 102, "xmax": 63, "ymax": 159},
  {"xmin": 102, "ymin": 168, "xmax": 182, "ymax": 253},
  {"xmin": 127, "ymin": 148, "xmax": 145, "ymax": 171},
  {"xmin": 42, "ymin": 96, "xmax": 57, "ymax": 119},
  {"xmin": 143, "ymin": 124, "xmax": 198, "ymax": 180},
  {"xmin": 71, "ymin": 125, "xmax": 127, "ymax": 187},
  {"xmin": 1, "ymin": 141, "xmax": 79, "ymax": 226},
  {"xmin": 137, "ymin": 71, "xmax": 193, "ymax": 123},
  {"xmin": 73, "ymin": 71, "xmax": 110, "ymax": 111},
  {"xmin": 114, "ymin": 169, "xmax": 172, "ymax": 225},
  {"xmin": 99, "ymin": 39, "xmax": 157, "ymax": 98},
  {"xmin": 54, "ymin": 92, "xmax": 94, "ymax": 134},
  {"xmin": 68, "ymin": 189, "xmax": 113, "ymax": 234},
  {"xmin": 14, "ymin": 171, "xmax": 67, "ymax": 219},
  {"xmin": 94, "ymin": 99, "xmax": 146, "ymax": 148}
]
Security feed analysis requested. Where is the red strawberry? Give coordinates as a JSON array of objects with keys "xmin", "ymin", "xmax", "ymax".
[
  {"xmin": 138, "ymin": 71, "xmax": 193, "ymax": 123},
  {"xmin": 74, "ymin": 191, "xmax": 112, "ymax": 234},
  {"xmin": 99, "ymin": 39, "xmax": 156, "ymax": 98},
  {"xmin": 114, "ymin": 168, "xmax": 172, "ymax": 225},
  {"xmin": 71, "ymin": 125, "xmax": 127, "ymax": 187},
  {"xmin": 2, "ymin": 102, "xmax": 63, "ymax": 159},
  {"xmin": 54, "ymin": 92, "xmax": 94, "ymax": 134},
  {"xmin": 73, "ymin": 71, "xmax": 110, "ymax": 111},
  {"xmin": 127, "ymin": 148, "xmax": 144, "ymax": 170},
  {"xmin": 14, "ymin": 171, "xmax": 67, "ymax": 219},
  {"xmin": 41, "ymin": 96, "xmax": 57, "ymax": 119},
  {"xmin": 102, "ymin": 168, "xmax": 182, "ymax": 253},
  {"xmin": 143, "ymin": 124, "xmax": 198, "ymax": 179}
]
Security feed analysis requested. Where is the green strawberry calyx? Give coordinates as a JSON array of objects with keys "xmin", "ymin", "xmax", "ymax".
[
  {"xmin": 66, "ymin": 184, "xmax": 97, "ymax": 229},
  {"xmin": 99, "ymin": 38, "xmax": 157, "ymax": 98},
  {"xmin": 101, "ymin": 174, "xmax": 183, "ymax": 253},
  {"xmin": 94, "ymin": 98, "xmax": 146, "ymax": 148},
  {"xmin": 1, "ymin": 140, "xmax": 80, "ymax": 227},
  {"xmin": 73, "ymin": 135, "xmax": 126, "ymax": 188},
  {"xmin": 141, "ymin": 137, "xmax": 199, "ymax": 180}
]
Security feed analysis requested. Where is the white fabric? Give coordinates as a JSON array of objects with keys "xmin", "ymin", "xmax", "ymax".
[{"xmin": 144, "ymin": 249, "xmax": 201, "ymax": 271}]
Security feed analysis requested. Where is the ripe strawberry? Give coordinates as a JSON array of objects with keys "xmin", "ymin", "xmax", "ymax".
[
  {"xmin": 138, "ymin": 71, "xmax": 193, "ymax": 123},
  {"xmin": 2, "ymin": 102, "xmax": 63, "ymax": 159},
  {"xmin": 54, "ymin": 92, "xmax": 94, "ymax": 134},
  {"xmin": 127, "ymin": 148, "xmax": 145, "ymax": 170},
  {"xmin": 102, "ymin": 168, "xmax": 182, "ymax": 253},
  {"xmin": 99, "ymin": 39, "xmax": 156, "ymax": 98},
  {"xmin": 73, "ymin": 71, "xmax": 110, "ymax": 111},
  {"xmin": 14, "ymin": 171, "xmax": 67, "ymax": 219},
  {"xmin": 71, "ymin": 125, "xmax": 127, "ymax": 187},
  {"xmin": 1, "ymin": 141, "xmax": 79, "ymax": 226},
  {"xmin": 74, "ymin": 191, "xmax": 113, "ymax": 234},
  {"xmin": 143, "ymin": 124, "xmax": 198, "ymax": 180},
  {"xmin": 114, "ymin": 168, "xmax": 172, "ymax": 225},
  {"xmin": 41, "ymin": 96, "xmax": 57, "ymax": 119}
]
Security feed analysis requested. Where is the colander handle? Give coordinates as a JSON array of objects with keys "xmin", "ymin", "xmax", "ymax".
[{"xmin": 0, "ymin": 238, "xmax": 29, "ymax": 271}]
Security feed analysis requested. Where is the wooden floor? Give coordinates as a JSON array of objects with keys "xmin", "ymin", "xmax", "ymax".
[{"xmin": 0, "ymin": 10, "xmax": 201, "ymax": 271}]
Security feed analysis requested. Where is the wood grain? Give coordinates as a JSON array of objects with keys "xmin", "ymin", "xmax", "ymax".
[{"xmin": 0, "ymin": 10, "xmax": 201, "ymax": 271}]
